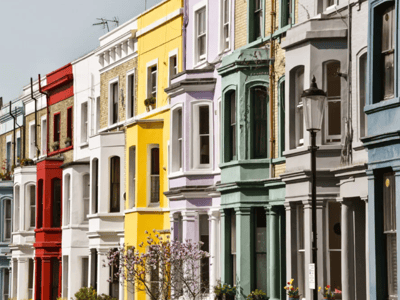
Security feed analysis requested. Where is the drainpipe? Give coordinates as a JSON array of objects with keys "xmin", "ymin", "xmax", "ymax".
[
  {"xmin": 22, "ymin": 101, "xmax": 26, "ymax": 160},
  {"xmin": 182, "ymin": 0, "xmax": 188, "ymax": 71},
  {"xmin": 347, "ymin": 1, "xmax": 353, "ymax": 165},
  {"xmin": 269, "ymin": 0, "xmax": 276, "ymax": 178},
  {"xmin": 9, "ymin": 104, "xmax": 16, "ymax": 167},
  {"xmin": 31, "ymin": 78, "xmax": 40, "ymax": 158},
  {"xmin": 38, "ymin": 74, "xmax": 49, "ymax": 157}
]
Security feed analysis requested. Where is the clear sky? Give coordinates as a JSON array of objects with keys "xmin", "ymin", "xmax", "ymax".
[{"xmin": 0, "ymin": 0, "xmax": 162, "ymax": 103}]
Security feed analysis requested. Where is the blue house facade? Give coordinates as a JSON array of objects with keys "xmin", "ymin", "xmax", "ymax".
[{"xmin": 364, "ymin": 1, "xmax": 400, "ymax": 299}]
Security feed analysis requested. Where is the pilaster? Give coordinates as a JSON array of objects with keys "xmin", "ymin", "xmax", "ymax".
[
  {"xmin": 181, "ymin": 211, "xmax": 197, "ymax": 242},
  {"xmin": 266, "ymin": 206, "xmax": 280, "ymax": 300},
  {"xmin": 170, "ymin": 212, "xmax": 180, "ymax": 241},
  {"xmin": 208, "ymin": 210, "xmax": 220, "ymax": 293},
  {"xmin": 17, "ymin": 258, "xmax": 29, "ymax": 300},
  {"xmin": 220, "ymin": 209, "xmax": 233, "ymax": 286},
  {"xmin": 97, "ymin": 249, "xmax": 110, "ymax": 295}
]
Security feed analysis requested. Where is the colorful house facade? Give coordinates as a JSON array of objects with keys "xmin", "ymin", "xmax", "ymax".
[{"xmin": 364, "ymin": 1, "xmax": 400, "ymax": 299}]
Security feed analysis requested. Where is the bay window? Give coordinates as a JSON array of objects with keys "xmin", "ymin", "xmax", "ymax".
[
  {"xmin": 225, "ymin": 91, "xmax": 236, "ymax": 162},
  {"xmin": 64, "ymin": 174, "xmax": 71, "ymax": 226},
  {"xmin": 52, "ymin": 178, "xmax": 61, "ymax": 228},
  {"xmin": 149, "ymin": 146, "xmax": 160, "ymax": 205},
  {"xmin": 3, "ymin": 199, "xmax": 11, "ymax": 241},
  {"xmin": 92, "ymin": 158, "xmax": 99, "ymax": 214},
  {"xmin": 325, "ymin": 61, "xmax": 341, "ymax": 143},
  {"xmin": 192, "ymin": 103, "xmax": 212, "ymax": 169},
  {"xmin": 37, "ymin": 179, "xmax": 43, "ymax": 228},
  {"xmin": 251, "ymin": 86, "xmax": 268, "ymax": 159},
  {"xmin": 14, "ymin": 186, "xmax": 19, "ymax": 232},
  {"xmin": 110, "ymin": 156, "xmax": 120, "ymax": 213},
  {"xmin": 196, "ymin": 7, "xmax": 207, "ymax": 63},
  {"xmin": 29, "ymin": 185, "xmax": 36, "ymax": 229},
  {"xmin": 381, "ymin": 5, "xmax": 395, "ymax": 100},
  {"xmin": 171, "ymin": 107, "xmax": 183, "ymax": 173}
]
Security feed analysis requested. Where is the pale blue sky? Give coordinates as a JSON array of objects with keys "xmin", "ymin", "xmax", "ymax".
[{"xmin": 0, "ymin": 0, "xmax": 161, "ymax": 103}]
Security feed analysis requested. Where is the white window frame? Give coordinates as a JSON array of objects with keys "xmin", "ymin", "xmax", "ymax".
[
  {"xmin": 82, "ymin": 173, "xmax": 90, "ymax": 223},
  {"xmin": 219, "ymin": 0, "xmax": 230, "ymax": 53},
  {"xmin": 357, "ymin": 48, "xmax": 368, "ymax": 140},
  {"xmin": 41, "ymin": 116, "xmax": 47, "ymax": 156},
  {"xmin": 170, "ymin": 104, "xmax": 184, "ymax": 175},
  {"xmin": 168, "ymin": 49, "xmax": 179, "ymax": 85},
  {"xmin": 146, "ymin": 59, "xmax": 159, "ymax": 105},
  {"xmin": 191, "ymin": 101, "xmax": 213, "ymax": 170},
  {"xmin": 108, "ymin": 77, "xmax": 119, "ymax": 126},
  {"xmin": 81, "ymin": 101, "xmax": 89, "ymax": 145},
  {"xmin": 29, "ymin": 121, "xmax": 36, "ymax": 159},
  {"xmin": 126, "ymin": 69, "xmax": 136, "ymax": 121},
  {"xmin": 147, "ymin": 144, "xmax": 160, "ymax": 207},
  {"xmin": 26, "ymin": 183, "xmax": 36, "ymax": 230},
  {"xmin": 193, "ymin": 1, "xmax": 208, "ymax": 66},
  {"xmin": 64, "ymin": 173, "xmax": 71, "ymax": 226}
]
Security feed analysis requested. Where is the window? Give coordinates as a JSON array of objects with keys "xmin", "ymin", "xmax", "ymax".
[
  {"xmin": 109, "ymin": 249, "xmax": 120, "ymax": 298},
  {"xmin": 359, "ymin": 52, "xmax": 368, "ymax": 138},
  {"xmin": 90, "ymin": 249, "xmax": 98, "ymax": 290},
  {"xmin": 83, "ymin": 174, "xmax": 90, "ymax": 222},
  {"xmin": 255, "ymin": 208, "xmax": 267, "ymax": 291},
  {"xmin": 14, "ymin": 186, "xmax": 19, "ymax": 232},
  {"xmin": 67, "ymin": 106, "xmax": 73, "ymax": 140},
  {"xmin": 41, "ymin": 118, "xmax": 47, "ymax": 155},
  {"xmin": 129, "ymin": 146, "xmax": 136, "ymax": 209},
  {"xmin": 3, "ymin": 269, "xmax": 9, "ymax": 300},
  {"xmin": 29, "ymin": 123, "xmax": 36, "ymax": 158},
  {"xmin": 147, "ymin": 65, "xmax": 157, "ymax": 100},
  {"xmin": 127, "ymin": 73, "xmax": 135, "ymax": 119},
  {"xmin": 328, "ymin": 202, "xmax": 341, "ymax": 293},
  {"xmin": 289, "ymin": 67, "xmax": 305, "ymax": 149},
  {"xmin": 383, "ymin": 172, "xmax": 397, "ymax": 299},
  {"xmin": 16, "ymin": 136, "xmax": 21, "ymax": 163},
  {"xmin": 296, "ymin": 205, "xmax": 305, "ymax": 296},
  {"xmin": 29, "ymin": 185, "xmax": 36, "ymax": 229},
  {"xmin": 221, "ymin": 0, "xmax": 230, "ymax": 51},
  {"xmin": 200, "ymin": 214, "xmax": 210, "ymax": 292},
  {"xmin": 169, "ymin": 55, "xmax": 178, "ymax": 85},
  {"xmin": 150, "ymin": 147, "xmax": 160, "ymax": 205},
  {"xmin": 251, "ymin": 86, "xmax": 268, "ymax": 159},
  {"xmin": 110, "ymin": 157, "xmax": 120, "ymax": 213},
  {"xmin": 192, "ymin": 104, "xmax": 211, "ymax": 169},
  {"xmin": 81, "ymin": 102, "xmax": 88, "ymax": 143},
  {"xmin": 171, "ymin": 108, "xmax": 183, "ymax": 173},
  {"xmin": 4, "ymin": 199, "xmax": 11, "ymax": 241},
  {"xmin": 37, "ymin": 179, "xmax": 43, "ymax": 228},
  {"xmin": 231, "ymin": 211, "xmax": 236, "ymax": 285},
  {"xmin": 325, "ymin": 61, "xmax": 341, "ymax": 143},
  {"xmin": 65, "ymin": 175, "xmax": 71, "ymax": 226},
  {"xmin": 28, "ymin": 259, "xmax": 34, "ymax": 299},
  {"xmin": 279, "ymin": 79, "xmax": 286, "ymax": 156},
  {"xmin": 281, "ymin": 0, "xmax": 292, "ymax": 27},
  {"xmin": 381, "ymin": 5, "xmax": 395, "ymax": 100},
  {"xmin": 251, "ymin": 0, "xmax": 263, "ymax": 41},
  {"xmin": 110, "ymin": 81, "xmax": 119, "ymax": 125},
  {"xmin": 6, "ymin": 141, "xmax": 11, "ymax": 172},
  {"xmin": 225, "ymin": 91, "xmax": 236, "ymax": 162},
  {"xmin": 54, "ymin": 113, "xmax": 60, "ymax": 143},
  {"xmin": 196, "ymin": 7, "xmax": 207, "ymax": 63},
  {"xmin": 52, "ymin": 178, "xmax": 61, "ymax": 228},
  {"xmin": 92, "ymin": 159, "xmax": 99, "ymax": 214},
  {"xmin": 81, "ymin": 257, "xmax": 89, "ymax": 287}
]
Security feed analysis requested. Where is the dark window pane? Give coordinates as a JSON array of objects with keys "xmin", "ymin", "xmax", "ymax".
[
  {"xmin": 200, "ymin": 136, "xmax": 210, "ymax": 164},
  {"xmin": 252, "ymin": 87, "xmax": 268, "ymax": 158},
  {"xmin": 199, "ymin": 106, "xmax": 209, "ymax": 134},
  {"xmin": 110, "ymin": 157, "xmax": 120, "ymax": 212},
  {"xmin": 383, "ymin": 52, "xmax": 395, "ymax": 99},
  {"xmin": 151, "ymin": 148, "xmax": 159, "ymax": 175},
  {"xmin": 177, "ymin": 109, "xmax": 182, "ymax": 139},
  {"xmin": 328, "ymin": 101, "xmax": 341, "ymax": 136},
  {"xmin": 327, "ymin": 62, "xmax": 341, "ymax": 98},
  {"xmin": 382, "ymin": 6, "xmax": 394, "ymax": 52},
  {"xmin": 52, "ymin": 179, "xmax": 61, "ymax": 227}
]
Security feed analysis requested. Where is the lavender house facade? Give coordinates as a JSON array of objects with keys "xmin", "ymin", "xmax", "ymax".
[{"xmin": 164, "ymin": 0, "xmax": 234, "ymax": 293}]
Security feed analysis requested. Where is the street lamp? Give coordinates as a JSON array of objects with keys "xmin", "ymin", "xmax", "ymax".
[{"xmin": 301, "ymin": 75, "xmax": 327, "ymax": 300}]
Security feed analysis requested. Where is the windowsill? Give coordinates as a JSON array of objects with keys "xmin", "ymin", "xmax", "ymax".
[
  {"xmin": 80, "ymin": 142, "xmax": 89, "ymax": 148},
  {"xmin": 272, "ymin": 157, "xmax": 286, "ymax": 164},
  {"xmin": 87, "ymin": 212, "xmax": 124, "ymax": 219},
  {"xmin": 100, "ymin": 121, "xmax": 126, "ymax": 133},
  {"xmin": 283, "ymin": 144, "xmax": 342, "ymax": 157},
  {"xmin": 48, "ymin": 145, "xmax": 73, "ymax": 157},
  {"xmin": 168, "ymin": 169, "xmax": 220, "ymax": 178},
  {"xmin": 194, "ymin": 60, "xmax": 209, "ymax": 69},
  {"xmin": 220, "ymin": 158, "xmax": 271, "ymax": 168},
  {"xmin": 125, "ymin": 207, "xmax": 169, "ymax": 214},
  {"xmin": 364, "ymin": 97, "xmax": 400, "ymax": 114},
  {"xmin": 353, "ymin": 140, "xmax": 365, "ymax": 151},
  {"xmin": 147, "ymin": 202, "xmax": 161, "ymax": 208}
]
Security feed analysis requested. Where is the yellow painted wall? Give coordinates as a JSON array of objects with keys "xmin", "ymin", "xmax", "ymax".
[{"xmin": 124, "ymin": 1, "xmax": 183, "ymax": 299}]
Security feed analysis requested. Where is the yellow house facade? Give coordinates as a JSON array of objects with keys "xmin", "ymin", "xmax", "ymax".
[{"xmin": 125, "ymin": 1, "xmax": 183, "ymax": 299}]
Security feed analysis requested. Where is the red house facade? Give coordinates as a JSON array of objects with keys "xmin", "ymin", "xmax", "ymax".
[{"xmin": 34, "ymin": 64, "xmax": 74, "ymax": 300}]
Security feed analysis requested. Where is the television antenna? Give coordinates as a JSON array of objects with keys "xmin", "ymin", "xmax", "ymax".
[{"xmin": 93, "ymin": 17, "xmax": 119, "ymax": 32}]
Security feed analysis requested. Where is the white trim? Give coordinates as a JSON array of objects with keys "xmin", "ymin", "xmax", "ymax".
[
  {"xmin": 99, "ymin": 52, "xmax": 138, "ymax": 74},
  {"xmin": 193, "ymin": 1, "xmax": 208, "ymax": 67},
  {"xmin": 126, "ymin": 69, "xmax": 136, "ymax": 120},
  {"xmin": 357, "ymin": 48, "xmax": 368, "ymax": 140},
  {"xmin": 108, "ymin": 77, "xmax": 119, "ymax": 126},
  {"xmin": 136, "ymin": 8, "xmax": 184, "ymax": 37},
  {"xmin": 168, "ymin": 48, "xmax": 179, "ymax": 86},
  {"xmin": 125, "ymin": 207, "xmax": 170, "ymax": 214}
]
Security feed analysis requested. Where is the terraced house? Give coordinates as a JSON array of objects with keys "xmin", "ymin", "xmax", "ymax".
[{"xmin": 217, "ymin": 0, "xmax": 295, "ymax": 298}]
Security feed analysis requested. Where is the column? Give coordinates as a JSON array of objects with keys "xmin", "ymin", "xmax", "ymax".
[
  {"xmin": 42, "ymin": 257, "xmax": 52, "ymax": 300},
  {"xmin": 170, "ymin": 212, "xmax": 180, "ymax": 241},
  {"xmin": 340, "ymin": 199, "xmax": 355, "ymax": 300},
  {"xmin": 17, "ymin": 258, "xmax": 29, "ymax": 300},
  {"xmin": 235, "ymin": 207, "xmax": 252, "ymax": 299},
  {"xmin": 97, "ymin": 249, "xmax": 109, "ymax": 295},
  {"xmin": 362, "ymin": 196, "xmax": 369, "ymax": 300},
  {"xmin": 284, "ymin": 203, "xmax": 295, "ymax": 285},
  {"xmin": 34, "ymin": 257, "xmax": 41, "ymax": 300},
  {"xmin": 208, "ymin": 210, "xmax": 220, "ymax": 293},
  {"xmin": 266, "ymin": 206, "xmax": 280, "ymax": 300},
  {"xmin": 220, "ymin": 209, "xmax": 232, "ymax": 285},
  {"xmin": 181, "ymin": 211, "xmax": 197, "ymax": 242}
]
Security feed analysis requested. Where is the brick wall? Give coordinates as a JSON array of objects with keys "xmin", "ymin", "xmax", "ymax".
[
  {"xmin": 100, "ymin": 58, "xmax": 138, "ymax": 130},
  {"xmin": 235, "ymin": 0, "xmax": 248, "ymax": 49},
  {"xmin": 25, "ymin": 108, "xmax": 47, "ymax": 159}
]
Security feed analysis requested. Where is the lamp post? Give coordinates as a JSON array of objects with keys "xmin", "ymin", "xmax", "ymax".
[{"xmin": 301, "ymin": 76, "xmax": 327, "ymax": 300}]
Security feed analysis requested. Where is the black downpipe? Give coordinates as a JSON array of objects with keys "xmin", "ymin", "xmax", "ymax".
[
  {"xmin": 22, "ymin": 102, "xmax": 26, "ymax": 160},
  {"xmin": 31, "ymin": 78, "xmax": 40, "ymax": 158},
  {"xmin": 38, "ymin": 74, "xmax": 49, "ymax": 157},
  {"xmin": 9, "ymin": 104, "xmax": 16, "ymax": 167}
]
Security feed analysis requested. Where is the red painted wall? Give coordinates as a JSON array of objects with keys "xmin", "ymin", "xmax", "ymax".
[
  {"xmin": 34, "ymin": 158, "xmax": 63, "ymax": 300},
  {"xmin": 43, "ymin": 63, "xmax": 74, "ymax": 106}
]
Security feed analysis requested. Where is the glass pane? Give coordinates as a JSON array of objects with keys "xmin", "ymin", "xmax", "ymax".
[
  {"xmin": 151, "ymin": 148, "xmax": 160, "ymax": 175},
  {"xmin": 5, "ymin": 220, "xmax": 10, "ymax": 239},
  {"xmin": 359, "ymin": 53, "xmax": 367, "ymax": 136},
  {"xmin": 199, "ymin": 106, "xmax": 209, "ymax": 134},
  {"xmin": 252, "ymin": 87, "xmax": 268, "ymax": 158},
  {"xmin": 330, "ymin": 251, "xmax": 342, "ymax": 292},
  {"xmin": 30, "ymin": 186, "xmax": 36, "ymax": 205},
  {"xmin": 327, "ymin": 62, "xmax": 341, "ymax": 98},
  {"xmin": 31, "ymin": 207, "xmax": 35, "ymax": 228},
  {"xmin": 382, "ymin": 6, "xmax": 394, "ymax": 52},
  {"xmin": 224, "ymin": 25, "xmax": 229, "ymax": 49},
  {"xmin": 224, "ymin": 0, "xmax": 229, "ymax": 23},
  {"xmin": 231, "ymin": 212, "xmax": 236, "ymax": 254},
  {"xmin": 256, "ymin": 253, "xmax": 267, "ymax": 291},
  {"xmin": 200, "ymin": 136, "xmax": 210, "ymax": 164},
  {"xmin": 383, "ymin": 52, "xmax": 395, "ymax": 99},
  {"xmin": 328, "ymin": 101, "xmax": 341, "ymax": 136},
  {"xmin": 53, "ymin": 179, "xmax": 61, "ymax": 227},
  {"xmin": 5, "ymin": 200, "xmax": 10, "ymax": 219},
  {"xmin": 387, "ymin": 233, "xmax": 398, "ymax": 297},
  {"xmin": 298, "ymin": 252, "xmax": 305, "ymax": 295},
  {"xmin": 198, "ymin": 9, "xmax": 206, "ymax": 34},
  {"xmin": 329, "ymin": 202, "xmax": 341, "ymax": 250},
  {"xmin": 177, "ymin": 109, "xmax": 182, "ymax": 138},
  {"xmin": 199, "ymin": 35, "xmax": 206, "ymax": 57},
  {"xmin": 383, "ymin": 173, "xmax": 396, "ymax": 232}
]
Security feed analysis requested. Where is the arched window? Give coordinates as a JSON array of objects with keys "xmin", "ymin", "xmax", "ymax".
[
  {"xmin": 250, "ymin": 85, "xmax": 268, "ymax": 159},
  {"xmin": 64, "ymin": 174, "xmax": 71, "ymax": 226},
  {"xmin": 14, "ymin": 186, "xmax": 20, "ymax": 232},
  {"xmin": 278, "ymin": 77, "xmax": 286, "ymax": 156},
  {"xmin": 83, "ymin": 174, "xmax": 90, "ymax": 222},
  {"xmin": 325, "ymin": 61, "xmax": 341, "ymax": 143},
  {"xmin": 37, "ymin": 179, "xmax": 43, "ymax": 228},
  {"xmin": 52, "ymin": 178, "xmax": 61, "ymax": 228},
  {"xmin": 3, "ymin": 199, "xmax": 11, "ymax": 241},
  {"xmin": 92, "ymin": 158, "xmax": 99, "ymax": 214},
  {"xmin": 224, "ymin": 90, "xmax": 236, "ymax": 162},
  {"xmin": 110, "ymin": 157, "xmax": 120, "ymax": 213},
  {"xmin": 359, "ymin": 52, "xmax": 368, "ymax": 138},
  {"xmin": 289, "ymin": 66, "xmax": 304, "ymax": 149}
]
